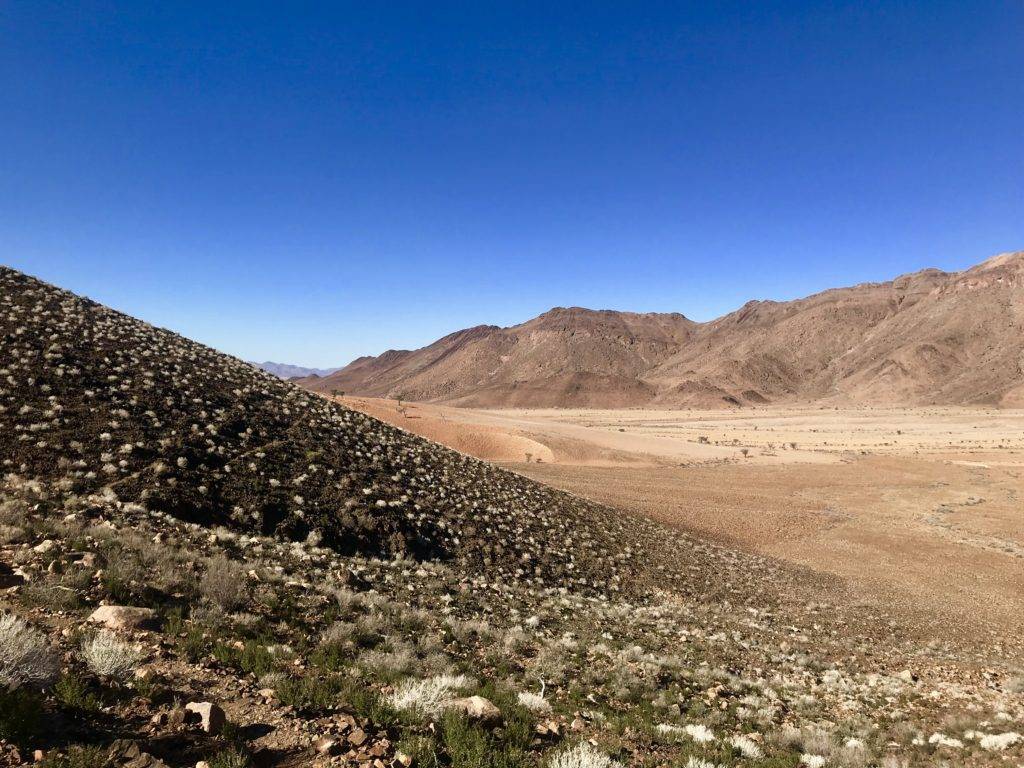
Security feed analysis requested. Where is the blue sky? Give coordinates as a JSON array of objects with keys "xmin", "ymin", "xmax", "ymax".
[{"xmin": 2, "ymin": 2, "xmax": 1022, "ymax": 366}]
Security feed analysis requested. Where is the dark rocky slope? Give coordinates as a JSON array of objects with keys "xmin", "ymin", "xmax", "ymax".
[{"xmin": 0, "ymin": 266, "xmax": 683, "ymax": 595}]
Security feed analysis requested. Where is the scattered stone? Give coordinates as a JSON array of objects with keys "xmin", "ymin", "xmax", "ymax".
[
  {"xmin": 184, "ymin": 702, "xmax": 226, "ymax": 734},
  {"xmin": 446, "ymin": 695, "xmax": 502, "ymax": 725},
  {"xmin": 348, "ymin": 727, "xmax": 368, "ymax": 747},
  {"xmin": 89, "ymin": 605, "xmax": 156, "ymax": 631},
  {"xmin": 315, "ymin": 737, "xmax": 341, "ymax": 756}
]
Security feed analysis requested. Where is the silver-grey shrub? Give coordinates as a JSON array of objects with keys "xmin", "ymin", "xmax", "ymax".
[{"xmin": 0, "ymin": 612, "xmax": 60, "ymax": 689}]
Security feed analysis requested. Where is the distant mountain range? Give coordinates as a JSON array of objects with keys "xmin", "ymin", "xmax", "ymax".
[
  {"xmin": 252, "ymin": 361, "xmax": 342, "ymax": 380},
  {"xmin": 300, "ymin": 251, "xmax": 1024, "ymax": 408}
]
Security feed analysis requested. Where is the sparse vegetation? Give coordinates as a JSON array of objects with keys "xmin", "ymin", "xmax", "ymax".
[
  {"xmin": 80, "ymin": 631, "xmax": 142, "ymax": 680},
  {"xmin": 0, "ymin": 267, "xmax": 1019, "ymax": 767}
]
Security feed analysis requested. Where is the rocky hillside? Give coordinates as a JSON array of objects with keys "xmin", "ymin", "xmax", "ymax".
[
  {"xmin": 1, "ymin": 265, "xmax": 1022, "ymax": 768},
  {"xmin": 305, "ymin": 252, "xmax": 1024, "ymax": 408},
  {"xmin": 0, "ymin": 266, "xmax": 682, "ymax": 595}
]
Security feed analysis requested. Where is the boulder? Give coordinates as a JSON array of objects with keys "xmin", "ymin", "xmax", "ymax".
[
  {"xmin": 184, "ymin": 702, "xmax": 226, "ymax": 734},
  {"xmin": 88, "ymin": 605, "xmax": 156, "ymax": 631},
  {"xmin": 446, "ymin": 695, "xmax": 502, "ymax": 725}
]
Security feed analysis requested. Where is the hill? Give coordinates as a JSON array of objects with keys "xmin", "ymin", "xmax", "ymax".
[
  {"xmin": 1, "ymin": 265, "xmax": 1021, "ymax": 767},
  {"xmin": 304, "ymin": 252, "xmax": 1024, "ymax": 407}
]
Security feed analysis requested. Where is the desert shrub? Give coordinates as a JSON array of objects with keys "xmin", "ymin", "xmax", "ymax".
[
  {"xmin": 396, "ymin": 734, "xmax": 442, "ymax": 768},
  {"xmin": 200, "ymin": 555, "xmax": 249, "ymax": 611},
  {"xmin": 81, "ymin": 631, "xmax": 142, "ymax": 680},
  {"xmin": 356, "ymin": 641, "xmax": 417, "ymax": 681},
  {"xmin": 181, "ymin": 626, "xmax": 208, "ymax": 662},
  {"xmin": 517, "ymin": 690, "xmax": 552, "ymax": 715},
  {"xmin": 386, "ymin": 674, "xmax": 471, "ymax": 717},
  {"xmin": 547, "ymin": 742, "xmax": 622, "ymax": 768},
  {"xmin": 21, "ymin": 582, "xmax": 83, "ymax": 612},
  {"xmin": 0, "ymin": 687, "xmax": 43, "ymax": 745},
  {"xmin": 274, "ymin": 673, "xmax": 345, "ymax": 715},
  {"xmin": 206, "ymin": 748, "xmax": 251, "ymax": 768},
  {"xmin": 0, "ymin": 613, "xmax": 60, "ymax": 689},
  {"xmin": 440, "ymin": 710, "xmax": 530, "ymax": 768},
  {"xmin": 213, "ymin": 640, "xmax": 275, "ymax": 678},
  {"xmin": 40, "ymin": 745, "xmax": 108, "ymax": 768},
  {"xmin": 53, "ymin": 674, "xmax": 103, "ymax": 713},
  {"xmin": 98, "ymin": 532, "xmax": 190, "ymax": 606}
]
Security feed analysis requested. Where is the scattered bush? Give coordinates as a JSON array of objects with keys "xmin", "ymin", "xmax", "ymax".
[
  {"xmin": 0, "ymin": 687, "xmax": 43, "ymax": 745},
  {"xmin": 201, "ymin": 555, "xmax": 249, "ymax": 611},
  {"xmin": 547, "ymin": 742, "xmax": 622, "ymax": 768},
  {"xmin": 274, "ymin": 674, "xmax": 345, "ymax": 715},
  {"xmin": 81, "ymin": 631, "xmax": 143, "ymax": 680},
  {"xmin": 387, "ymin": 674, "xmax": 471, "ymax": 717},
  {"xmin": 53, "ymin": 673, "xmax": 103, "ymax": 713},
  {"xmin": 0, "ymin": 613, "xmax": 60, "ymax": 689},
  {"xmin": 517, "ymin": 690, "xmax": 552, "ymax": 715},
  {"xmin": 40, "ymin": 745, "xmax": 108, "ymax": 768}
]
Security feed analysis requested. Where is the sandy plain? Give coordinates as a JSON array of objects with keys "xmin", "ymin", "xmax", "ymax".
[{"xmin": 338, "ymin": 397, "xmax": 1024, "ymax": 656}]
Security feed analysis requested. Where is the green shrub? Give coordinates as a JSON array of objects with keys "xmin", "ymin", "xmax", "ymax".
[
  {"xmin": 0, "ymin": 687, "xmax": 43, "ymax": 745},
  {"xmin": 53, "ymin": 674, "xmax": 103, "ymax": 713},
  {"xmin": 440, "ymin": 711, "xmax": 531, "ymax": 768},
  {"xmin": 181, "ymin": 627, "xmax": 207, "ymax": 663},
  {"xmin": 40, "ymin": 745, "xmax": 108, "ymax": 768},
  {"xmin": 274, "ymin": 674, "xmax": 346, "ymax": 715},
  {"xmin": 212, "ymin": 640, "xmax": 275, "ymax": 678},
  {"xmin": 206, "ymin": 747, "xmax": 251, "ymax": 768}
]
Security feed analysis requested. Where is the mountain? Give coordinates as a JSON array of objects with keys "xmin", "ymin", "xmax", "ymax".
[
  {"xmin": 303, "ymin": 251, "xmax": 1024, "ymax": 407},
  {"xmin": 251, "ymin": 361, "xmax": 341, "ymax": 379}
]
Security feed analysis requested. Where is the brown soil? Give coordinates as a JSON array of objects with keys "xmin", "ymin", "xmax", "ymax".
[{"xmin": 338, "ymin": 397, "xmax": 1024, "ymax": 657}]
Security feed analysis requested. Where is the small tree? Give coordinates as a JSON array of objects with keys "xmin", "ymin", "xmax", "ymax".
[
  {"xmin": 740, "ymin": 448, "xmax": 750, "ymax": 458},
  {"xmin": 525, "ymin": 453, "xmax": 532, "ymax": 464}
]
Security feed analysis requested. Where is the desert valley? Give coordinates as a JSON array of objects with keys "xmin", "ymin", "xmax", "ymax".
[
  {"xmin": 5, "ymin": 4, "xmax": 1022, "ymax": 767},
  {"xmin": 2, "ymin": 255, "xmax": 1022, "ymax": 768}
]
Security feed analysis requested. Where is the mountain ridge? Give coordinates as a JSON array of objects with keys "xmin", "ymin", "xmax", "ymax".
[{"xmin": 302, "ymin": 251, "xmax": 1024, "ymax": 407}]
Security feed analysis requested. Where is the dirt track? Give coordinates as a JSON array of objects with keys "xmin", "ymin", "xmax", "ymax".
[{"xmin": 338, "ymin": 397, "xmax": 1024, "ymax": 654}]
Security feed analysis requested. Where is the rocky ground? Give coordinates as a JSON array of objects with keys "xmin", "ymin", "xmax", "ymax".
[{"xmin": 1, "ymin": 266, "xmax": 1022, "ymax": 767}]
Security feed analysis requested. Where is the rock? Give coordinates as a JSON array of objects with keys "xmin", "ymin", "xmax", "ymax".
[
  {"xmin": 167, "ymin": 707, "xmax": 187, "ymax": 728},
  {"xmin": 108, "ymin": 739, "xmax": 142, "ymax": 761},
  {"xmin": 446, "ymin": 696, "xmax": 502, "ymax": 725},
  {"xmin": 0, "ymin": 563, "xmax": 25, "ymax": 588},
  {"xmin": 33, "ymin": 539, "xmax": 56, "ymax": 554},
  {"xmin": 315, "ymin": 737, "xmax": 340, "ymax": 755},
  {"xmin": 196, "ymin": 762, "xmax": 211, "ymax": 768},
  {"xmin": 393, "ymin": 751, "xmax": 413, "ymax": 768},
  {"xmin": 124, "ymin": 754, "xmax": 169, "ymax": 768},
  {"xmin": 348, "ymin": 728, "xmax": 368, "ymax": 747},
  {"xmin": 257, "ymin": 687, "xmax": 277, "ymax": 700},
  {"xmin": 89, "ymin": 605, "xmax": 156, "ymax": 631},
  {"xmin": 184, "ymin": 702, "xmax": 226, "ymax": 734},
  {"xmin": 33, "ymin": 750, "xmax": 44, "ymax": 762}
]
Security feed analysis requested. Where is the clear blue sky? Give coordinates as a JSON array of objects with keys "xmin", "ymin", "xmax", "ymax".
[{"xmin": 2, "ymin": 2, "xmax": 1022, "ymax": 366}]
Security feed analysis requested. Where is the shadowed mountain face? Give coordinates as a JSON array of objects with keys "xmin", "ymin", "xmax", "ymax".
[{"xmin": 304, "ymin": 252, "xmax": 1024, "ymax": 407}]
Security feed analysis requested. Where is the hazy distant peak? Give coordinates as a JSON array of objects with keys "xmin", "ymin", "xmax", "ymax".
[{"xmin": 252, "ymin": 361, "xmax": 342, "ymax": 379}]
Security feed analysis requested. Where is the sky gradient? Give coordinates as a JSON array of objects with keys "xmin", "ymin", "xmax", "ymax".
[{"xmin": 2, "ymin": 2, "xmax": 1022, "ymax": 366}]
